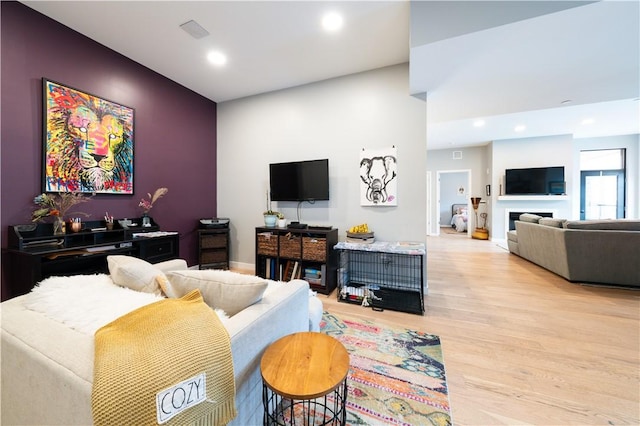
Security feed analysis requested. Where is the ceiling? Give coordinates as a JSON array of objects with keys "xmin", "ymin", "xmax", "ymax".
[{"xmin": 22, "ymin": 1, "xmax": 640, "ymax": 150}]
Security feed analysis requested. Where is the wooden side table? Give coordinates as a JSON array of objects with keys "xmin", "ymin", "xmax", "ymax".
[{"xmin": 260, "ymin": 332, "xmax": 349, "ymax": 425}]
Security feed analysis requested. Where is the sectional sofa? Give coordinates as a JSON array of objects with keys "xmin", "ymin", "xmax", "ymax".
[
  {"xmin": 507, "ymin": 214, "xmax": 640, "ymax": 287},
  {"xmin": 1, "ymin": 257, "xmax": 316, "ymax": 425}
]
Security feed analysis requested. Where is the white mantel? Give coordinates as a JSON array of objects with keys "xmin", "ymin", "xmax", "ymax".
[{"xmin": 498, "ymin": 195, "xmax": 568, "ymax": 201}]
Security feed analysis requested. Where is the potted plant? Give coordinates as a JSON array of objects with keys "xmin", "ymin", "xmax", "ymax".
[
  {"xmin": 32, "ymin": 192, "xmax": 92, "ymax": 235},
  {"xmin": 139, "ymin": 187, "xmax": 168, "ymax": 227},
  {"xmin": 263, "ymin": 190, "xmax": 278, "ymax": 227},
  {"xmin": 276, "ymin": 212, "xmax": 286, "ymax": 228},
  {"xmin": 263, "ymin": 210, "xmax": 278, "ymax": 228}
]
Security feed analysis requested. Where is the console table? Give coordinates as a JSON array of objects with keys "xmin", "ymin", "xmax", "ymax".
[
  {"xmin": 334, "ymin": 241, "xmax": 426, "ymax": 315},
  {"xmin": 5, "ymin": 219, "xmax": 179, "ymax": 298}
]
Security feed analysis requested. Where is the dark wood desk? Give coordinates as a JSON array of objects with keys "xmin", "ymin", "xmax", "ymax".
[{"xmin": 5, "ymin": 219, "xmax": 179, "ymax": 298}]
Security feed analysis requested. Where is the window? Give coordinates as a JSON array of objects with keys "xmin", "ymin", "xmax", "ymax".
[{"xmin": 580, "ymin": 149, "xmax": 626, "ymax": 219}]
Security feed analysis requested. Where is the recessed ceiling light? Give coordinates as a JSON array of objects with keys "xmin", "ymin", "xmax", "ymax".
[
  {"xmin": 473, "ymin": 120, "xmax": 485, "ymax": 127},
  {"xmin": 207, "ymin": 51, "xmax": 227, "ymax": 66},
  {"xmin": 581, "ymin": 118, "xmax": 595, "ymax": 125},
  {"xmin": 322, "ymin": 12, "xmax": 343, "ymax": 32},
  {"xmin": 514, "ymin": 125, "xmax": 526, "ymax": 132}
]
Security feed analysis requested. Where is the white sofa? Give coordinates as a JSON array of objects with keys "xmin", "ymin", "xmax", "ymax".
[{"xmin": 1, "ymin": 259, "xmax": 313, "ymax": 425}]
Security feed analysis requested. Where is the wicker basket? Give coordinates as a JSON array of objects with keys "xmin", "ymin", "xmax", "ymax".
[
  {"xmin": 201, "ymin": 234, "xmax": 227, "ymax": 249},
  {"xmin": 279, "ymin": 233, "xmax": 301, "ymax": 258},
  {"xmin": 302, "ymin": 236, "xmax": 326, "ymax": 262},
  {"xmin": 257, "ymin": 233, "xmax": 277, "ymax": 256},
  {"xmin": 201, "ymin": 251, "xmax": 227, "ymax": 264}
]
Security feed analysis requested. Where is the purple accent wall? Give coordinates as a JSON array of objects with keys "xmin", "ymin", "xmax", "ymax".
[{"xmin": 1, "ymin": 2, "xmax": 218, "ymax": 299}]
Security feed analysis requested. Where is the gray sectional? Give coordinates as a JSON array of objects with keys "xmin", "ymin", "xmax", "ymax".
[{"xmin": 508, "ymin": 214, "xmax": 640, "ymax": 288}]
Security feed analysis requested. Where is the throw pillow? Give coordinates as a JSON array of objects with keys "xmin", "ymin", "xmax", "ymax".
[
  {"xmin": 107, "ymin": 255, "xmax": 166, "ymax": 295},
  {"xmin": 538, "ymin": 218, "xmax": 567, "ymax": 228},
  {"xmin": 519, "ymin": 213, "xmax": 543, "ymax": 223},
  {"xmin": 165, "ymin": 270, "xmax": 268, "ymax": 316}
]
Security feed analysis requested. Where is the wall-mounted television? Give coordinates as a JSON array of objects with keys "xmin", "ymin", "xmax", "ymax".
[
  {"xmin": 505, "ymin": 166, "xmax": 565, "ymax": 195},
  {"xmin": 269, "ymin": 159, "xmax": 329, "ymax": 202}
]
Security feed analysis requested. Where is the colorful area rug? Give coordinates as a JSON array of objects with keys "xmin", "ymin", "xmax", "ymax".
[{"xmin": 320, "ymin": 311, "xmax": 452, "ymax": 426}]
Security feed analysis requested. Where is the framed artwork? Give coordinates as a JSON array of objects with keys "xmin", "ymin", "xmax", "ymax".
[
  {"xmin": 42, "ymin": 79, "xmax": 134, "ymax": 194},
  {"xmin": 360, "ymin": 146, "xmax": 397, "ymax": 206}
]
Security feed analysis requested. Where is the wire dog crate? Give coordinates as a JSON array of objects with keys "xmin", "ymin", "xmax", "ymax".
[{"xmin": 335, "ymin": 242, "xmax": 425, "ymax": 315}]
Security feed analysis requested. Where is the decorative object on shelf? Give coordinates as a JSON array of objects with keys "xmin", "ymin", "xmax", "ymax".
[
  {"xmin": 104, "ymin": 212, "xmax": 114, "ymax": 230},
  {"xmin": 31, "ymin": 192, "xmax": 92, "ymax": 235},
  {"xmin": 346, "ymin": 223, "xmax": 374, "ymax": 244},
  {"xmin": 68, "ymin": 218, "xmax": 82, "ymax": 233},
  {"xmin": 53, "ymin": 216, "xmax": 65, "ymax": 235},
  {"xmin": 139, "ymin": 187, "xmax": 168, "ymax": 227},
  {"xmin": 43, "ymin": 79, "xmax": 134, "ymax": 194},
  {"xmin": 276, "ymin": 212, "xmax": 286, "ymax": 228},
  {"xmin": 118, "ymin": 219, "xmax": 136, "ymax": 229},
  {"xmin": 263, "ymin": 214, "xmax": 277, "ymax": 228},
  {"xmin": 471, "ymin": 197, "xmax": 489, "ymax": 240}
]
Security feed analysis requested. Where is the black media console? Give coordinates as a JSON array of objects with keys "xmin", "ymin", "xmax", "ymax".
[{"xmin": 5, "ymin": 218, "xmax": 179, "ymax": 298}]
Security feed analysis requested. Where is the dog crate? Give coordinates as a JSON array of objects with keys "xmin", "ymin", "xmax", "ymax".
[{"xmin": 335, "ymin": 242, "xmax": 425, "ymax": 315}]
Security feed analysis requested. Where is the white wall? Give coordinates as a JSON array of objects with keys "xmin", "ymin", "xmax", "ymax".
[
  {"xmin": 217, "ymin": 64, "xmax": 427, "ymax": 269},
  {"xmin": 491, "ymin": 134, "xmax": 574, "ymax": 240}
]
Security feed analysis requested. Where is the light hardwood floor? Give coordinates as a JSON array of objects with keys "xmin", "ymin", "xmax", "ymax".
[{"xmin": 317, "ymin": 233, "xmax": 640, "ymax": 425}]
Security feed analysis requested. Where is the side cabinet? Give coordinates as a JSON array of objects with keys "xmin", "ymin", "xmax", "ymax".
[
  {"xmin": 255, "ymin": 227, "xmax": 338, "ymax": 295},
  {"xmin": 198, "ymin": 228, "xmax": 230, "ymax": 270}
]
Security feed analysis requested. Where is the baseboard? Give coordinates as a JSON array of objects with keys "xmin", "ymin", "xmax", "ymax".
[{"xmin": 230, "ymin": 260, "xmax": 254, "ymax": 274}]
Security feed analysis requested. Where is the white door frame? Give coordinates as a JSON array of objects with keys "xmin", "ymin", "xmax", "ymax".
[
  {"xmin": 436, "ymin": 169, "xmax": 472, "ymax": 236},
  {"xmin": 426, "ymin": 171, "xmax": 433, "ymax": 235}
]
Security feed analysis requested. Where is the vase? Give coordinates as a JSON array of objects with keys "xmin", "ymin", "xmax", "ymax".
[
  {"xmin": 264, "ymin": 214, "xmax": 277, "ymax": 228},
  {"xmin": 142, "ymin": 213, "xmax": 152, "ymax": 227},
  {"xmin": 277, "ymin": 218, "xmax": 287, "ymax": 228},
  {"xmin": 53, "ymin": 217, "xmax": 66, "ymax": 235}
]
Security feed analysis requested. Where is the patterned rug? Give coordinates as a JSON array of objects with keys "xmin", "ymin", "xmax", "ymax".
[{"xmin": 320, "ymin": 311, "xmax": 452, "ymax": 426}]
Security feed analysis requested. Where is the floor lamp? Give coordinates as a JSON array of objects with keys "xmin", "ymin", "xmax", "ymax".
[{"xmin": 471, "ymin": 197, "xmax": 489, "ymax": 240}]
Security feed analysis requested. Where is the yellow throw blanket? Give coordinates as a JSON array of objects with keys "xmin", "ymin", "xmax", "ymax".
[{"xmin": 92, "ymin": 290, "xmax": 236, "ymax": 426}]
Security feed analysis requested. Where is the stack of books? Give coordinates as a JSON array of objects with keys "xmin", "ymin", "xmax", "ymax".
[{"xmin": 303, "ymin": 266, "xmax": 325, "ymax": 286}]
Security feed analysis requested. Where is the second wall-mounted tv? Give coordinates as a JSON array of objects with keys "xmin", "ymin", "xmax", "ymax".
[
  {"xmin": 269, "ymin": 159, "xmax": 329, "ymax": 202},
  {"xmin": 505, "ymin": 166, "xmax": 565, "ymax": 195}
]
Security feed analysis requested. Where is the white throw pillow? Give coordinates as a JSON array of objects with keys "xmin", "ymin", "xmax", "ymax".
[
  {"xmin": 165, "ymin": 270, "xmax": 268, "ymax": 316},
  {"xmin": 107, "ymin": 255, "xmax": 166, "ymax": 295}
]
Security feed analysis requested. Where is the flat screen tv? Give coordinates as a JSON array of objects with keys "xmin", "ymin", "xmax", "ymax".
[
  {"xmin": 269, "ymin": 159, "xmax": 329, "ymax": 202},
  {"xmin": 505, "ymin": 166, "xmax": 565, "ymax": 195}
]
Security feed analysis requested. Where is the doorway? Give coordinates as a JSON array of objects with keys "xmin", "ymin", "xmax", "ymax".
[
  {"xmin": 580, "ymin": 171, "xmax": 625, "ymax": 219},
  {"xmin": 436, "ymin": 170, "xmax": 471, "ymax": 236},
  {"xmin": 579, "ymin": 149, "xmax": 626, "ymax": 220}
]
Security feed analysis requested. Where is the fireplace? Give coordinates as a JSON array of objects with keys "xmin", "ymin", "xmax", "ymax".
[{"xmin": 505, "ymin": 209, "xmax": 557, "ymax": 231}]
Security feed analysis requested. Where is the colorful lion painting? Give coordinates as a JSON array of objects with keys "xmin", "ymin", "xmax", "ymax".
[{"xmin": 44, "ymin": 80, "xmax": 134, "ymax": 194}]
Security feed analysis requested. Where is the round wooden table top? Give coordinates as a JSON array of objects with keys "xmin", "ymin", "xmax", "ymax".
[{"xmin": 260, "ymin": 332, "xmax": 350, "ymax": 400}]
